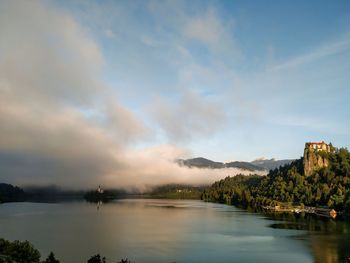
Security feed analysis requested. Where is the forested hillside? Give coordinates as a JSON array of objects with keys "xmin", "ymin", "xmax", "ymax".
[{"xmin": 202, "ymin": 147, "xmax": 350, "ymax": 212}]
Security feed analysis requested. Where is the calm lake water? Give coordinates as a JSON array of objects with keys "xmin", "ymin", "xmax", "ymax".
[{"xmin": 0, "ymin": 199, "xmax": 349, "ymax": 263}]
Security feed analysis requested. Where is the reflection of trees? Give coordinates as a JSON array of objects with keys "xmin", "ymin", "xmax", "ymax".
[
  {"xmin": 265, "ymin": 213, "xmax": 350, "ymax": 263},
  {"xmin": 310, "ymin": 235, "xmax": 350, "ymax": 263}
]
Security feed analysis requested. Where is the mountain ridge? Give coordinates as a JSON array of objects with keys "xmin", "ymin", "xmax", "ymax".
[{"xmin": 176, "ymin": 157, "xmax": 295, "ymax": 171}]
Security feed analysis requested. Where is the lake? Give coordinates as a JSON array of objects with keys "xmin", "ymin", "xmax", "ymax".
[{"xmin": 0, "ymin": 199, "xmax": 349, "ymax": 263}]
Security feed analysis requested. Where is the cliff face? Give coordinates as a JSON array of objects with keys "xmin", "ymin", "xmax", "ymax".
[{"xmin": 303, "ymin": 143, "xmax": 330, "ymax": 176}]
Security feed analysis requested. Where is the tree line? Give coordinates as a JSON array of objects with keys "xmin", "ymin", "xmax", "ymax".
[
  {"xmin": 149, "ymin": 184, "xmax": 204, "ymax": 199},
  {"xmin": 0, "ymin": 184, "xmax": 25, "ymax": 203}
]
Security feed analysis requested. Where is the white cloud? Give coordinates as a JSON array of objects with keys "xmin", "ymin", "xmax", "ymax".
[
  {"xmin": 0, "ymin": 0, "xmax": 246, "ymax": 189},
  {"xmin": 1, "ymin": 0, "xmax": 348, "ymax": 188},
  {"xmin": 0, "ymin": 1, "xmax": 104, "ymax": 106},
  {"xmin": 0, "ymin": 0, "xmax": 145, "ymax": 188},
  {"xmin": 150, "ymin": 91, "xmax": 226, "ymax": 142},
  {"xmin": 104, "ymin": 29, "xmax": 116, "ymax": 39},
  {"xmin": 183, "ymin": 8, "xmax": 235, "ymax": 52}
]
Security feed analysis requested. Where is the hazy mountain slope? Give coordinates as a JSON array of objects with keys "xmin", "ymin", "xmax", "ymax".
[
  {"xmin": 179, "ymin": 157, "xmax": 225, "ymax": 169},
  {"xmin": 225, "ymin": 161, "xmax": 265, "ymax": 171},
  {"xmin": 251, "ymin": 158, "xmax": 295, "ymax": 170},
  {"xmin": 177, "ymin": 157, "xmax": 263, "ymax": 171}
]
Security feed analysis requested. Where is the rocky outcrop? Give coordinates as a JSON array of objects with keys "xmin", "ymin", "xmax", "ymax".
[{"xmin": 303, "ymin": 142, "xmax": 330, "ymax": 176}]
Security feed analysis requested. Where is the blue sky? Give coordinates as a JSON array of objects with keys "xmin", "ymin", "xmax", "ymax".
[
  {"xmin": 1, "ymin": 0, "xmax": 350, "ymax": 187},
  {"xmin": 59, "ymin": 0, "xmax": 350, "ymax": 160}
]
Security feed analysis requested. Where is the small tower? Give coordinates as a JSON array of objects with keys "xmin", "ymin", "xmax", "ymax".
[{"xmin": 97, "ymin": 185, "xmax": 104, "ymax": 194}]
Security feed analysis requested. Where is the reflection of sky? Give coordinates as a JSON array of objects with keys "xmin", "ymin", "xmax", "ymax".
[{"xmin": 0, "ymin": 200, "xmax": 330, "ymax": 263}]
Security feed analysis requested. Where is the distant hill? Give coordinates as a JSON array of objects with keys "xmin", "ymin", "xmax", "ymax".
[
  {"xmin": 177, "ymin": 157, "xmax": 264, "ymax": 171},
  {"xmin": 225, "ymin": 161, "xmax": 265, "ymax": 171},
  {"xmin": 177, "ymin": 157, "xmax": 295, "ymax": 172},
  {"xmin": 178, "ymin": 157, "xmax": 225, "ymax": 169},
  {"xmin": 250, "ymin": 158, "xmax": 295, "ymax": 170}
]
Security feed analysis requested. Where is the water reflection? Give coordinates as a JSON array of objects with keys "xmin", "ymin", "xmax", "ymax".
[
  {"xmin": 0, "ymin": 200, "xmax": 349, "ymax": 263},
  {"xmin": 263, "ymin": 212, "xmax": 350, "ymax": 263}
]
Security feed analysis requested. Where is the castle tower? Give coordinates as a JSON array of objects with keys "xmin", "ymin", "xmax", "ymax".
[{"xmin": 303, "ymin": 141, "xmax": 331, "ymax": 176}]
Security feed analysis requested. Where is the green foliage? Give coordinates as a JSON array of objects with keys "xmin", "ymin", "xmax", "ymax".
[
  {"xmin": 0, "ymin": 238, "xmax": 41, "ymax": 263},
  {"xmin": 202, "ymin": 175, "xmax": 262, "ymax": 206},
  {"xmin": 150, "ymin": 184, "xmax": 204, "ymax": 199},
  {"xmin": 202, "ymin": 147, "xmax": 350, "ymax": 212}
]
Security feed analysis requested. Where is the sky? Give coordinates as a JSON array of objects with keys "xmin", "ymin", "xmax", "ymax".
[{"xmin": 0, "ymin": 0, "xmax": 350, "ymax": 189}]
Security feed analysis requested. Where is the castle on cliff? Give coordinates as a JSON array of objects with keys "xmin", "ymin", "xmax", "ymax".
[
  {"xmin": 303, "ymin": 141, "xmax": 332, "ymax": 176},
  {"xmin": 305, "ymin": 141, "xmax": 331, "ymax": 152}
]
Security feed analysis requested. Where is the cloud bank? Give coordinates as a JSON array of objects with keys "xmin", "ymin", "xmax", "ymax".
[
  {"xmin": 1, "ymin": 0, "xmax": 348, "ymax": 189},
  {"xmin": 0, "ymin": 1, "xmax": 250, "ymax": 190}
]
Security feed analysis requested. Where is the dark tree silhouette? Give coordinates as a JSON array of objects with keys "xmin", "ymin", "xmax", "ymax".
[
  {"xmin": 0, "ymin": 238, "xmax": 41, "ymax": 263},
  {"xmin": 87, "ymin": 254, "xmax": 106, "ymax": 263},
  {"xmin": 42, "ymin": 252, "xmax": 60, "ymax": 263}
]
